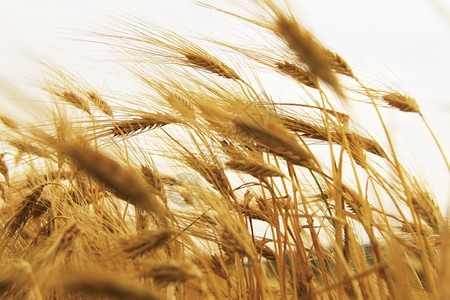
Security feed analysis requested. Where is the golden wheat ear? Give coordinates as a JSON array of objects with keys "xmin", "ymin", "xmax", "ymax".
[
  {"xmin": 274, "ymin": 14, "xmax": 341, "ymax": 94},
  {"xmin": 87, "ymin": 91, "xmax": 114, "ymax": 117},
  {"xmin": 108, "ymin": 113, "xmax": 180, "ymax": 137},
  {"xmin": 121, "ymin": 228, "xmax": 177, "ymax": 258},
  {"xmin": 0, "ymin": 116, "xmax": 19, "ymax": 131},
  {"xmin": 57, "ymin": 272, "xmax": 161, "ymax": 300},
  {"xmin": 141, "ymin": 261, "xmax": 202, "ymax": 283},
  {"xmin": 63, "ymin": 143, "xmax": 169, "ymax": 217},
  {"xmin": 275, "ymin": 61, "xmax": 319, "ymax": 89},
  {"xmin": 233, "ymin": 113, "xmax": 316, "ymax": 169},
  {"xmin": 381, "ymin": 92, "xmax": 420, "ymax": 113},
  {"xmin": 225, "ymin": 157, "xmax": 286, "ymax": 178},
  {"xmin": 0, "ymin": 260, "xmax": 33, "ymax": 298},
  {"xmin": 31, "ymin": 126, "xmax": 170, "ymax": 222}
]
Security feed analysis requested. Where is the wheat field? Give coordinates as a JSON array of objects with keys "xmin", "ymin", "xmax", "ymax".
[{"xmin": 0, "ymin": 1, "xmax": 448, "ymax": 299}]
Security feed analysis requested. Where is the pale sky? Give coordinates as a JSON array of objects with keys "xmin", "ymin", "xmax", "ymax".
[{"xmin": 0, "ymin": 0, "xmax": 448, "ymax": 209}]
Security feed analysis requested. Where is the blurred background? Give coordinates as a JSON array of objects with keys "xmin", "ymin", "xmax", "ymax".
[{"xmin": 0, "ymin": 0, "xmax": 448, "ymax": 210}]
